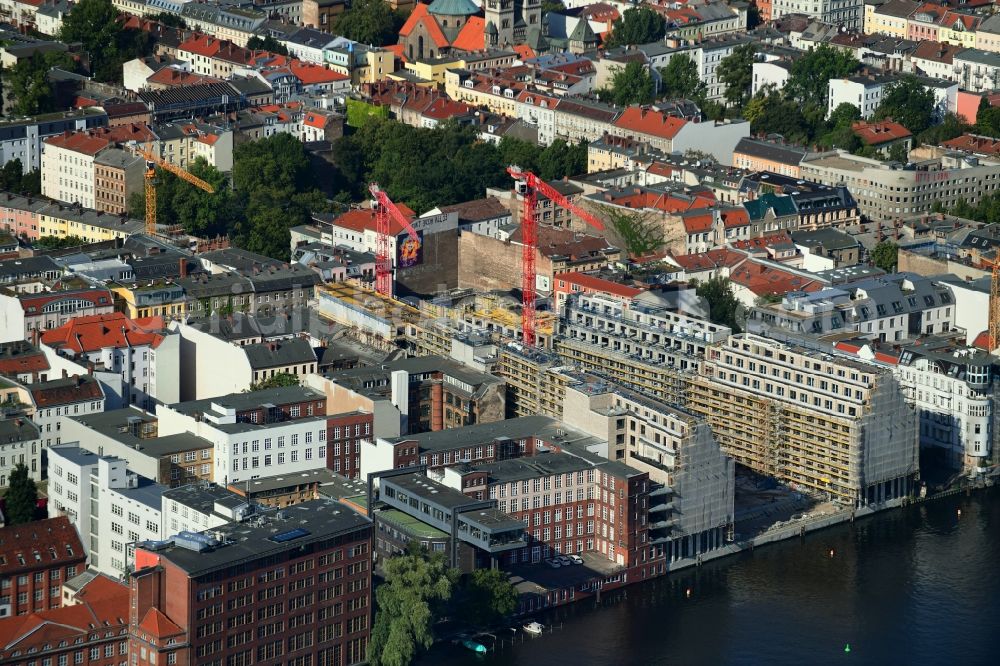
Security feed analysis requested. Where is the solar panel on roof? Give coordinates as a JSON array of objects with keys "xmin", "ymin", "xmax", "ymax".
[{"xmin": 270, "ymin": 528, "xmax": 310, "ymax": 543}]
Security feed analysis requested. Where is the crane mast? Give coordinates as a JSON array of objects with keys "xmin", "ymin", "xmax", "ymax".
[
  {"xmin": 368, "ymin": 183, "xmax": 420, "ymax": 298},
  {"xmin": 507, "ymin": 165, "xmax": 605, "ymax": 346}
]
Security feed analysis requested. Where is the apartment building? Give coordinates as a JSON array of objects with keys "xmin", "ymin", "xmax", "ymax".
[
  {"xmin": 749, "ymin": 274, "xmax": 956, "ymax": 343},
  {"xmin": 93, "ymin": 148, "xmax": 144, "ymax": 215},
  {"xmin": 834, "ymin": 337, "xmax": 998, "ymax": 472},
  {"xmin": 442, "ymin": 451, "xmax": 650, "ymax": 568},
  {"xmin": 47, "ymin": 446, "xmax": 165, "ymax": 580},
  {"xmin": 496, "ymin": 344, "xmax": 581, "ymax": 418},
  {"xmin": 0, "ymin": 516, "xmax": 85, "ymax": 617},
  {"xmin": 41, "ymin": 131, "xmax": 111, "ymax": 208},
  {"xmin": 26, "ymin": 374, "xmax": 105, "ymax": 449},
  {"xmin": 827, "ymin": 73, "xmax": 956, "ymax": 120},
  {"xmin": 40, "ymin": 312, "xmax": 179, "ymax": 409},
  {"xmin": 0, "ymin": 108, "xmax": 107, "ymax": 173},
  {"xmin": 732, "ymin": 137, "xmax": 808, "ymax": 178},
  {"xmin": 555, "ymin": 291, "xmax": 727, "ymax": 401},
  {"xmin": 0, "ymin": 417, "xmax": 40, "ymax": 483},
  {"xmin": 688, "ymin": 334, "xmax": 919, "ymax": 506},
  {"xmin": 61, "ymin": 407, "xmax": 215, "ymax": 486},
  {"xmin": 800, "ymin": 151, "xmax": 1000, "ymax": 221},
  {"xmin": 156, "ymin": 396, "xmax": 330, "ymax": 486},
  {"xmin": 771, "ymin": 0, "xmax": 864, "ymax": 30},
  {"xmin": 0, "ymin": 573, "xmax": 129, "ymax": 666},
  {"xmin": 129, "ymin": 500, "xmax": 372, "ymax": 666}
]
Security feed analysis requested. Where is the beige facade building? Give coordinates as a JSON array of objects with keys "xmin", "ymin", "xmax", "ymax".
[
  {"xmin": 93, "ymin": 148, "xmax": 145, "ymax": 215},
  {"xmin": 687, "ymin": 334, "xmax": 919, "ymax": 506}
]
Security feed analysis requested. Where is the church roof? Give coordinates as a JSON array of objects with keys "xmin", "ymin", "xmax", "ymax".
[
  {"xmin": 569, "ymin": 18, "xmax": 598, "ymax": 43},
  {"xmin": 428, "ymin": 0, "xmax": 479, "ymax": 16}
]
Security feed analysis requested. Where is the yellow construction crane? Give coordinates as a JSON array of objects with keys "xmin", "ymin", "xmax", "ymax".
[
  {"xmin": 984, "ymin": 256, "xmax": 1000, "ymax": 352},
  {"xmin": 129, "ymin": 143, "xmax": 215, "ymax": 236}
]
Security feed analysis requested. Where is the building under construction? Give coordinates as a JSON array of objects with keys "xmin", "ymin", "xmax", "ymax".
[{"xmin": 687, "ymin": 334, "xmax": 919, "ymax": 507}]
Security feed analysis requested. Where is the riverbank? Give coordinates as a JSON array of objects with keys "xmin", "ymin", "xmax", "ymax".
[{"xmin": 422, "ymin": 484, "xmax": 1000, "ymax": 666}]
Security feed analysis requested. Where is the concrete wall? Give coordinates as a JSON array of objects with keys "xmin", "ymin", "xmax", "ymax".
[
  {"xmin": 303, "ymin": 374, "xmax": 402, "ymax": 438},
  {"xmin": 457, "ymin": 231, "xmax": 554, "ymax": 293},
  {"xmin": 0, "ymin": 294, "xmax": 25, "ymax": 342},
  {"xmin": 671, "ymin": 120, "xmax": 750, "ymax": 166},
  {"xmin": 170, "ymin": 322, "xmax": 253, "ymax": 401},
  {"xmin": 397, "ymin": 229, "xmax": 459, "ymax": 297},
  {"xmin": 151, "ymin": 333, "xmax": 181, "ymax": 405}
]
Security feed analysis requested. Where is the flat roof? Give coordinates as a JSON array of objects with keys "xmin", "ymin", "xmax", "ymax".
[
  {"xmin": 236, "ymin": 468, "xmax": 346, "ymax": 494},
  {"xmin": 162, "ymin": 483, "xmax": 247, "ymax": 515},
  {"xmin": 71, "ymin": 408, "xmax": 213, "ymax": 456},
  {"xmin": 377, "ymin": 508, "xmax": 448, "ymax": 539},
  {"xmin": 167, "ymin": 385, "xmax": 325, "ymax": 417},
  {"xmin": 384, "ymin": 472, "xmax": 483, "ymax": 512},
  {"xmin": 144, "ymin": 499, "xmax": 370, "ymax": 577}
]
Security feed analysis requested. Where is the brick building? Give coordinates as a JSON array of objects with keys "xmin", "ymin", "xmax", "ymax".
[
  {"xmin": 327, "ymin": 411, "xmax": 372, "ymax": 478},
  {"xmin": 0, "ymin": 516, "xmax": 86, "ymax": 617},
  {"xmin": 0, "ymin": 573, "xmax": 129, "ymax": 666},
  {"xmin": 129, "ymin": 499, "xmax": 372, "ymax": 666}
]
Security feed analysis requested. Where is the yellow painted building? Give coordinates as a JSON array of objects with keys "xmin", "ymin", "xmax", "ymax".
[
  {"xmin": 112, "ymin": 282, "xmax": 189, "ymax": 320},
  {"xmin": 404, "ymin": 57, "xmax": 466, "ymax": 86},
  {"xmin": 37, "ymin": 208, "xmax": 144, "ymax": 243}
]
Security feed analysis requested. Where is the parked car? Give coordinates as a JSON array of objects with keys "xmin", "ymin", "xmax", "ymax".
[
  {"xmin": 544, "ymin": 558, "xmax": 561, "ymax": 568},
  {"xmin": 555, "ymin": 556, "xmax": 572, "ymax": 566},
  {"xmin": 568, "ymin": 554, "xmax": 584, "ymax": 565}
]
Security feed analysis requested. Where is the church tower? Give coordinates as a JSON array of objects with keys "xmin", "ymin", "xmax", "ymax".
[{"xmin": 484, "ymin": 0, "xmax": 516, "ymax": 46}]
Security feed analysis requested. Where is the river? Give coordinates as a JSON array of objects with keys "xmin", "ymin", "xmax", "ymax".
[{"xmin": 422, "ymin": 488, "xmax": 1000, "ymax": 666}]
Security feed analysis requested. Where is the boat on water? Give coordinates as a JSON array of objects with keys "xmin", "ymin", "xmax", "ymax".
[
  {"xmin": 461, "ymin": 639, "xmax": 487, "ymax": 654},
  {"xmin": 523, "ymin": 621, "xmax": 545, "ymax": 635}
]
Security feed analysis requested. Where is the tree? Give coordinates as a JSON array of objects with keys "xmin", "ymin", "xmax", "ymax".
[
  {"xmin": 604, "ymin": 208, "xmax": 666, "ymax": 258},
  {"xmin": 976, "ymin": 105, "xmax": 1000, "ymax": 138},
  {"xmin": 786, "ymin": 45, "xmax": 859, "ymax": 109},
  {"xmin": 332, "ymin": 0, "xmax": 403, "ymax": 47},
  {"xmin": 461, "ymin": 569, "xmax": 518, "ymax": 628},
  {"xmin": 874, "ymin": 75, "xmax": 935, "ymax": 136},
  {"xmin": 368, "ymin": 546, "xmax": 458, "ymax": 666},
  {"xmin": 607, "ymin": 61, "xmax": 654, "ymax": 106},
  {"xmin": 604, "ymin": 6, "xmax": 666, "ymax": 48},
  {"xmin": 246, "ymin": 34, "xmax": 288, "ymax": 55},
  {"xmin": 248, "ymin": 373, "xmax": 299, "ymax": 391},
  {"xmin": 6, "ymin": 51, "xmax": 76, "ymax": 115},
  {"xmin": 4, "ymin": 463, "xmax": 38, "ymax": 525},
  {"xmin": 149, "ymin": 12, "xmax": 186, "ymax": 28},
  {"xmin": 919, "ymin": 112, "xmax": 969, "ymax": 145},
  {"xmin": 660, "ymin": 54, "xmax": 703, "ymax": 100},
  {"xmin": 818, "ymin": 103, "xmax": 862, "ymax": 151},
  {"xmin": 886, "ymin": 142, "xmax": 909, "ymax": 163},
  {"xmin": 34, "ymin": 235, "xmax": 87, "ymax": 249},
  {"xmin": 0, "ymin": 159, "xmax": 41, "ymax": 195},
  {"xmin": 59, "ymin": 0, "xmax": 154, "ymax": 83},
  {"xmin": 498, "ymin": 137, "xmax": 541, "ymax": 174},
  {"xmin": 717, "ymin": 43, "xmax": 756, "ymax": 108},
  {"xmin": 696, "ymin": 276, "xmax": 743, "ymax": 333},
  {"xmin": 541, "ymin": 0, "xmax": 566, "ymax": 13},
  {"xmin": 747, "ymin": 1, "xmax": 762, "ymax": 29},
  {"xmin": 745, "ymin": 92, "xmax": 814, "ymax": 144},
  {"xmin": 536, "ymin": 139, "xmax": 586, "ymax": 180},
  {"xmin": 871, "ymin": 241, "xmax": 898, "ymax": 272}
]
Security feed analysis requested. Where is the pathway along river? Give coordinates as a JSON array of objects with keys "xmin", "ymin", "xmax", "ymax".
[{"xmin": 422, "ymin": 488, "xmax": 1000, "ymax": 666}]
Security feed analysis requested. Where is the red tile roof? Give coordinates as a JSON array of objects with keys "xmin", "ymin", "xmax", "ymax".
[
  {"xmin": 972, "ymin": 330, "xmax": 991, "ymax": 350},
  {"xmin": 613, "ymin": 106, "xmax": 687, "ymax": 140},
  {"xmin": 0, "ymin": 517, "xmax": 85, "ymax": 577},
  {"xmin": 30, "ymin": 375, "xmax": 103, "ymax": 409},
  {"xmin": 43, "ymin": 131, "xmax": 111, "ymax": 156},
  {"xmin": 560, "ymin": 272, "xmax": 644, "ymax": 298},
  {"xmin": 332, "ymin": 205, "xmax": 417, "ymax": 236},
  {"xmin": 41, "ymin": 313, "xmax": 166, "ymax": 353},
  {"xmin": 682, "ymin": 211, "xmax": 714, "ymax": 234},
  {"xmin": 0, "ymin": 575, "xmax": 128, "ymax": 657},
  {"xmin": 720, "ymin": 208, "xmax": 750, "ymax": 229},
  {"xmin": 400, "ymin": 4, "xmax": 450, "ymax": 49},
  {"xmin": 670, "ymin": 248, "xmax": 746, "ymax": 272},
  {"xmin": 147, "ymin": 68, "xmax": 221, "ymax": 87},
  {"xmin": 452, "ymin": 15, "xmax": 485, "ymax": 52},
  {"xmin": 728, "ymin": 260, "xmax": 823, "ymax": 297},
  {"xmin": 940, "ymin": 133, "xmax": 1000, "ymax": 155},
  {"xmin": 422, "ymin": 97, "xmax": 474, "ymax": 120},
  {"xmin": 851, "ymin": 119, "xmax": 913, "ymax": 145},
  {"xmin": 0, "ymin": 344, "xmax": 49, "ymax": 376},
  {"xmin": 138, "ymin": 607, "xmax": 185, "ymax": 638},
  {"xmin": 18, "ymin": 288, "xmax": 113, "ymax": 313},
  {"xmin": 289, "ymin": 60, "xmax": 350, "ymax": 85},
  {"xmin": 731, "ymin": 232, "xmax": 794, "ymax": 250}
]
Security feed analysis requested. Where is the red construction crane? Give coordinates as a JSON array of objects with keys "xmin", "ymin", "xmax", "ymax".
[
  {"xmin": 507, "ymin": 165, "xmax": 605, "ymax": 346},
  {"xmin": 369, "ymin": 183, "xmax": 421, "ymax": 298}
]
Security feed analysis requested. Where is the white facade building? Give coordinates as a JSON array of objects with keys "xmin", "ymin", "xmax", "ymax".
[
  {"xmin": 751, "ymin": 60, "xmax": 791, "ymax": 97},
  {"xmin": 47, "ymin": 446, "xmax": 165, "ymax": 581},
  {"xmin": 155, "ymin": 401, "xmax": 330, "ymax": 486}
]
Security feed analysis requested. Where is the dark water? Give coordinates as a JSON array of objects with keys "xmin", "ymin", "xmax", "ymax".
[{"xmin": 423, "ymin": 489, "xmax": 1000, "ymax": 666}]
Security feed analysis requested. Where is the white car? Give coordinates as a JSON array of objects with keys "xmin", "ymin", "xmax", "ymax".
[
  {"xmin": 555, "ymin": 556, "xmax": 572, "ymax": 566},
  {"xmin": 544, "ymin": 559, "xmax": 561, "ymax": 568},
  {"xmin": 567, "ymin": 554, "xmax": 584, "ymax": 565}
]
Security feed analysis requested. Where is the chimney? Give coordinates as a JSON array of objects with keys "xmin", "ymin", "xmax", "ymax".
[
  {"xmin": 179, "ymin": 258, "xmax": 188, "ymax": 278},
  {"xmin": 62, "ymin": 368, "xmax": 68, "ymax": 379}
]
